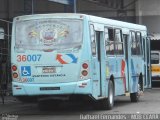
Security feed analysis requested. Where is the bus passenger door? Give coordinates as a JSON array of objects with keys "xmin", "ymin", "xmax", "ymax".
[
  {"xmin": 123, "ymin": 34, "xmax": 130, "ymax": 92},
  {"xmin": 143, "ymin": 37, "xmax": 151, "ymax": 88},
  {"xmin": 90, "ymin": 24, "xmax": 104, "ymax": 98},
  {"xmin": 142, "ymin": 37, "xmax": 147, "ymax": 88},
  {"xmin": 146, "ymin": 37, "xmax": 151, "ymax": 88}
]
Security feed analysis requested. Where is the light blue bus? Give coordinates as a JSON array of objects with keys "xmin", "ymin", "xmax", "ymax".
[{"xmin": 11, "ymin": 13, "xmax": 151, "ymax": 110}]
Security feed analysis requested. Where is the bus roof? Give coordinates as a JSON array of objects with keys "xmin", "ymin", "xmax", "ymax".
[
  {"xmin": 14, "ymin": 13, "xmax": 147, "ymax": 31},
  {"xmin": 88, "ymin": 15, "xmax": 147, "ymax": 31}
]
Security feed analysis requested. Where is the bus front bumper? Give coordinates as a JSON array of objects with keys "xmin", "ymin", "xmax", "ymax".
[{"xmin": 12, "ymin": 79, "xmax": 92, "ymax": 96}]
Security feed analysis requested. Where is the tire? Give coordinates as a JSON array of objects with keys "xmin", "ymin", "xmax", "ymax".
[
  {"xmin": 130, "ymin": 74, "xmax": 143, "ymax": 102},
  {"xmin": 106, "ymin": 80, "xmax": 114, "ymax": 110},
  {"xmin": 138, "ymin": 74, "xmax": 144, "ymax": 96},
  {"xmin": 94, "ymin": 80, "xmax": 114, "ymax": 110},
  {"xmin": 130, "ymin": 92, "xmax": 139, "ymax": 102}
]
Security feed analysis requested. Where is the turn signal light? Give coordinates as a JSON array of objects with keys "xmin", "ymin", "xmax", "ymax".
[
  {"xmin": 13, "ymin": 72, "xmax": 18, "ymax": 78},
  {"xmin": 81, "ymin": 70, "xmax": 88, "ymax": 76}
]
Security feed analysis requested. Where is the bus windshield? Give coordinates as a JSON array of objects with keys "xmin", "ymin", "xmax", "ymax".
[
  {"xmin": 151, "ymin": 52, "xmax": 159, "ymax": 64},
  {"xmin": 15, "ymin": 19, "xmax": 83, "ymax": 51}
]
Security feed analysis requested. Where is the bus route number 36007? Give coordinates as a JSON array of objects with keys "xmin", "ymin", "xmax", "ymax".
[{"xmin": 17, "ymin": 54, "xmax": 42, "ymax": 62}]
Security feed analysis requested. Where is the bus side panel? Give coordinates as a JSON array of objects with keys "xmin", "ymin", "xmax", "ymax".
[
  {"xmin": 129, "ymin": 58, "xmax": 143, "ymax": 93},
  {"xmin": 114, "ymin": 57, "xmax": 127, "ymax": 96}
]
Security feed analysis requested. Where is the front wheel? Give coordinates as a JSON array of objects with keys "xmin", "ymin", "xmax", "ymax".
[
  {"xmin": 130, "ymin": 92, "xmax": 139, "ymax": 102},
  {"xmin": 130, "ymin": 74, "xmax": 143, "ymax": 102},
  {"xmin": 138, "ymin": 74, "xmax": 144, "ymax": 96}
]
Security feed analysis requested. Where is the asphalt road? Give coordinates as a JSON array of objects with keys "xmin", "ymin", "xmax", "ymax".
[{"xmin": 1, "ymin": 88, "xmax": 160, "ymax": 120}]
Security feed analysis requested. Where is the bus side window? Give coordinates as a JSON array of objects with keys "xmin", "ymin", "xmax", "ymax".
[
  {"xmin": 131, "ymin": 31, "xmax": 137, "ymax": 55},
  {"xmin": 104, "ymin": 27, "xmax": 109, "ymax": 54},
  {"xmin": 123, "ymin": 34, "xmax": 128, "ymax": 59},
  {"xmin": 90, "ymin": 24, "xmax": 96, "ymax": 56},
  {"xmin": 131, "ymin": 31, "xmax": 143, "ymax": 56},
  {"xmin": 143, "ymin": 38, "xmax": 146, "ymax": 60},
  {"xmin": 105, "ymin": 28, "xmax": 115, "ymax": 55},
  {"xmin": 115, "ymin": 29, "xmax": 123, "ymax": 55},
  {"xmin": 136, "ymin": 32, "xmax": 142, "ymax": 55}
]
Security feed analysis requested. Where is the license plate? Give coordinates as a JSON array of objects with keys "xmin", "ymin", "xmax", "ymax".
[
  {"xmin": 40, "ymin": 87, "xmax": 60, "ymax": 90},
  {"xmin": 42, "ymin": 67, "xmax": 56, "ymax": 73}
]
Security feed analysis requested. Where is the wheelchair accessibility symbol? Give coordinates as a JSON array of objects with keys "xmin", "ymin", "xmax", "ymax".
[{"xmin": 21, "ymin": 66, "xmax": 31, "ymax": 76}]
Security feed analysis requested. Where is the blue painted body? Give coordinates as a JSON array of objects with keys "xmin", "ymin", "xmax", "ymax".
[{"xmin": 11, "ymin": 13, "xmax": 151, "ymax": 101}]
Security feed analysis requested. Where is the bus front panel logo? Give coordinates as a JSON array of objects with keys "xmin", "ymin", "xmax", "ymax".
[{"xmin": 21, "ymin": 66, "xmax": 31, "ymax": 76}]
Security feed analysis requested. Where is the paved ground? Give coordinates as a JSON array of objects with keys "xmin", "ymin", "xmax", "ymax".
[{"xmin": 1, "ymin": 88, "xmax": 160, "ymax": 120}]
